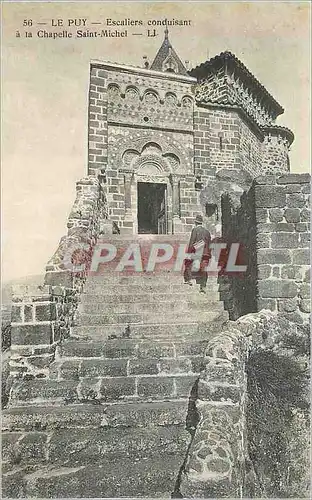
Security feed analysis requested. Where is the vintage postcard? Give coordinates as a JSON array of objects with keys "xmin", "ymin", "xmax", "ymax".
[{"xmin": 1, "ymin": 1, "xmax": 310, "ymax": 499}]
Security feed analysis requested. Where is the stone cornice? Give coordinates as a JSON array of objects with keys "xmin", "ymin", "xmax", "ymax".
[
  {"xmin": 90, "ymin": 59, "xmax": 196, "ymax": 84},
  {"xmin": 189, "ymin": 51, "xmax": 284, "ymax": 120},
  {"xmin": 261, "ymin": 125, "xmax": 295, "ymax": 145}
]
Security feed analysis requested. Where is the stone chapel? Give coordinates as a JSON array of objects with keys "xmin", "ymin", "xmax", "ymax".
[{"xmin": 88, "ymin": 29, "xmax": 294, "ymax": 236}]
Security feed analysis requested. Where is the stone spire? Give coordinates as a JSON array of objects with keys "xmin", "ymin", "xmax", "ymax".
[{"xmin": 150, "ymin": 29, "xmax": 188, "ymax": 75}]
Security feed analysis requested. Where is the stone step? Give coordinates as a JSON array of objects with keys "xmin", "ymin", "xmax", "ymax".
[
  {"xmin": 70, "ymin": 319, "xmax": 227, "ymax": 340},
  {"xmin": 86, "ymin": 273, "xmax": 218, "ymax": 283},
  {"xmin": 2, "ymin": 424, "xmax": 189, "ymax": 469},
  {"xmin": 78, "ymin": 310, "xmax": 227, "ymax": 326},
  {"xmin": 83, "ymin": 282, "xmax": 219, "ymax": 295},
  {"xmin": 9, "ymin": 374, "xmax": 199, "ymax": 406},
  {"xmin": 3, "ymin": 400, "xmax": 189, "ymax": 431},
  {"xmin": 80, "ymin": 290, "xmax": 221, "ymax": 303},
  {"xmin": 79, "ymin": 300, "xmax": 224, "ymax": 315},
  {"xmin": 49, "ymin": 355, "xmax": 206, "ymax": 380},
  {"xmin": 59, "ymin": 338, "xmax": 209, "ymax": 359},
  {"xmin": 2, "ymin": 455, "xmax": 186, "ymax": 498}
]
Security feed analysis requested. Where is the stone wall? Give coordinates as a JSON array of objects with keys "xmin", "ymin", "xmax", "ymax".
[
  {"xmin": 180, "ymin": 310, "xmax": 310, "ymax": 498},
  {"xmin": 88, "ymin": 66, "xmax": 109, "ymax": 176},
  {"xmin": 8, "ymin": 285, "xmax": 77, "ymax": 385},
  {"xmin": 255, "ymin": 173, "xmax": 310, "ymax": 323},
  {"xmin": 45, "ymin": 175, "xmax": 107, "ymax": 286}
]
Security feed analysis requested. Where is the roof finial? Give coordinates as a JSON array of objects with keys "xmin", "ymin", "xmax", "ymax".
[{"xmin": 164, "ymin": 26, "xmax": 169, "ymax": 40}]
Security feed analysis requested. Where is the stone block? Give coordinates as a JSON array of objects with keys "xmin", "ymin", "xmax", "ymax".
[
  {"xmin": 255, "ymin": 185, "xmax": 286, "ymax": 207},
  {"xmin": 287, "ymin": 193, "xmax": 306, "ymax": 208},
  {"xmin": 281, "ymin": 265, "xmax": 302, "ymax": 280},
  {"xmin": 175, "ymin": 375, "xmax": 199, "ymax": 397},
  {"xmin": 257, "ymin": 249, "xmax": 291, "ymax": 265},
  {"xmin": 272, "ymin": 266, "xmax": 280, "ymax": 277},
  {"xmin": 129, "ymin": 359, "xmax": 158, "ymax": 375},
  {"xmin": 137, "ymin": 376, "xmax": 174, "ymax": 399},
  {"xmin": 300, "ymin": 208, "xmax": 310, "ymax": 222},
  {"xmin": 278, "ymin": 298, "xmax": 298, "ymax": 313},
  {"xmin": 299, "ymin": 283, "xmax": 310, "ymax": 299},
  {"xmin": 255, "ymin": 208, "xmax": 269, "ymax": 223},
  {"xmin": 271, "ymin": 233, "xmax": 299, "ymax": 248},
  {"xmin": 256, "ymin": 234, "xmax": 271, "ymax": 248},
  {"xmin": 258, "ymin": 280, "xmax": 298, "ymax": 298},
  {"xmin": 299, "ymin": 299, "xmax": 311, "ymax": 313},
  {"xmin": 295, "ymin": 222, "xmax": 309, "ymax": 232},
  {"xmin": 11, "ymin": 324, "xmax": 53, "ymax": 346},
  {"xmin": 100, "ymin": 377, "xmax": 136, "ymax": 401},
  {"xmin": 298, "ymin": 233, "xmax": 310, "ymax": 247},
  {"xmin": 257, "ymin": 298, "xmax": 276, "ymax": 311},
  {"xmin": 257, "ymin": 223, "xmax": 295, "ymax": 233},
  {"xmin": 284, "ymin": 208, "xmax": 301, "ymax": 223},
  {"xmin": 257, "ymin": 265, "xmax": 271, "ymax": 279},
  {"xmin": 24, "ymin": 305, "xmax": 33, "ymax": 322},
  {"xmin": 35, "ymin": 303, "xmax": 56, "ymax": 322},
  {"xmin": 11, "ymin": 379, "xmax": 78, "ymax": 404},
  {"xmin": 136, "ymin": 341, "xmax": 174, "ymax": 358},
  {"xmin": 277, "ymin": 173, "xmax": 310, "ymax": 184},
  {"xmin": 269, "ymin": 208, "xmax": 284, "ymax": 223},
  {"xmin": 292, "ymin": 249, "xmax": 310, "ymax": 265},
  {"xmin": 197, "ymin": 381, "xmax": 241, "ymax": 403},
  {"xmin": 80, "ymin": 359, "xmax": 128, "ymax": 378},
  {"xmin": 255, "ymin": 175, "xmax": 276, "ymax": 185},
  {"xmin": 11, "ymin": 305, "xmax": 22, "ymax": 323},
  {"xmin": 159, "ymin": 358, "xmax": 193, "ymax": 375}
]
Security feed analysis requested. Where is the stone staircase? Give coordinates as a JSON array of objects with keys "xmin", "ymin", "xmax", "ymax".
[{"xmin": 3, "ymin": 235, "xmax": 228, "ymax": 498}]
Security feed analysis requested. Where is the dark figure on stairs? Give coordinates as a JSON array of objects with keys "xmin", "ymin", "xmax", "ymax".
[{"xmin": 183, "ymin": 214, "xmax": 211, "ymax": 293}]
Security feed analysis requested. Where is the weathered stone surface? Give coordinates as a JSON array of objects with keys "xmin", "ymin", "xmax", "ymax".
[
  {"xmin": 10, "ymin": 379, "xmax": 78, "ymax": 405},
  {"xmin": 271, "ymin": 232, "xmax": 299, "ymax": 248},
  {"xmin": 292, "ymin": 249, "xmax": 310, "ymax": 265},
  {"xmin": 299, "ymin": 299, "xmax": 311, "ymax": 313},
  {"xmin": 11, "ymin": 324, "xmax": 53, "ymax": 345},
  {"xmin": 284, "ymin": 208, "xmax": 301, "ymax": 223},
  {"xmin": 278, "ymin": 298, "xmax": 298, "ymax": 313},
  {"xmin": 299, "ymin": 283, "xmax": 310, "ymax": 299},
  {"xmin": 99, "ymin": 376, "xmax": 136, "ymax": 401},
  {"xmin": 257, "ymin": 298, "xmax": 276, "ymax": 311},
  {"xmin": 269, "ymin": 208, "xmax": 284, "ymax": 222},
  {"xmin": 255, "ymin": 185, "xmax": 286, "ymax": 207},
  {"xmin": 276, "ymin": 173, "xmax": 310, "ymax": 184},
  {"xmin": 287, "ymin": 193, "xmax": 306, "ymax": 208},
  {"xmin": 281, "ymin": 265, "xmax": 303, "ymax": 280},
  {"xmin": 258, "ymin": 280, "xmax": 298, "ymax": 298},
  {"xmin": 257, "ymin": 249, "xmax": 291, "ymax": 265},
  {"xmin": 257, "ymin": 265, "xmax": 271, "ymax": 279},
  {"xmin": 137, "ymin": 376, "xmax": 175, "ymax": 399},
  {"xmin": 80, "ymin": 359, "xmax": 128, "ymax": 378}
]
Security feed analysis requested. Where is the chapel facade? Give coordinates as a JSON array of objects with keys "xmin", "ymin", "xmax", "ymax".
[{"xmin": 87, "ymin": 30, "xmax": 294, "ymax": 235}]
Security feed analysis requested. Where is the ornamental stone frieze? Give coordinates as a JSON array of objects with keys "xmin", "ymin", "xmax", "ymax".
[
  {"xmin": 107, "ymin": 82, "xmax": 194, "ymax": 131},
  {"xmin": 108, "ymin": 129, "xmax": 193, "ymax": 173}
]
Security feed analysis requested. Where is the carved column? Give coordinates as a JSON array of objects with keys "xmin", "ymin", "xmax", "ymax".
[
  {"xmin": 171, "ymin": 174, "xmax": 184, "ymax": 233},
  {"xmin": 171, "ymin": 174, "xmax": 180, "ymax": 218},
  {"xmin": 124, "ymin": 171, "xmax": 132, "ymax": 214},
  {"xmin": 121, "ymin": 171, "xmax": 134, "ymax": 234}
]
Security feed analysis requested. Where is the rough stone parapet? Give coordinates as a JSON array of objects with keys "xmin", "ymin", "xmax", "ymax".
[
  {"xmin": 181, "ymin": 310, "xmax": 309, "ymax": 497},
  {"xmin": 8, "ymin": 285, "xmax": 77, "ymax": 381},
  {"xmin": 45, "ymin": 175, "xmax": 107, "ymax": 286}
]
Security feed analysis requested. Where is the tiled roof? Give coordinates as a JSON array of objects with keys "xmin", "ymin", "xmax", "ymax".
[{"xmin": 150, "ymin": 29, "xmax": 188, "ymax": 76}]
